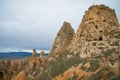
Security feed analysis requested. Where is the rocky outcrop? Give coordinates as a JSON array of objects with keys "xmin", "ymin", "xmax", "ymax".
[
  {"xmin": 68, "ymin": 5, "xmax": 120, "ymax": 58},
  {"xmin": 32, "ymin": 49, "xmax": 37, "ymax": 59},
  {"xmin": 0, "ymin": 4, "xmax": 120, "ymax": 80},
  {"xmin": 40, "ymin": 51, "xmax": 46, "ymax": 62},
  {"xmin": 35, "ymin": 4, "xmax": 120, "ymax": 80},
  {"xmin": 12, "ymin": 71, "xmax": 25, "ymax": 80},
  {"xmin": 49, "ymin": 22, "xmax": 74, "ymax": 56},
  {"xmin": 0, "ymin": 50, "xmax": 47, "ymax": 80},
  {"xmin": 53, "ymin": 64, "xmax": 94, "ymax": 80}
]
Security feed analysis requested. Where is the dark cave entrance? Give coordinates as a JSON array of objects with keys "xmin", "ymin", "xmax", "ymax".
[
  {"xmin": 0, "ymin": 72, "xmax": 4, "ymax": 80},
  {"xmin": 95, "ymin": 25, "xmax": 98, "ymax": 29},
  {"xmin": 99, "ymin": 37, "xmax": 103, "ymax": 41}
]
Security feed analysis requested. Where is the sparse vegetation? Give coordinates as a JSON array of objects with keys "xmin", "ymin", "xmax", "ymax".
[
  {"xmin": 87, "ymin": 60, "xmax": 99, "ymax": 72},
  {"xmin": 65, "ymin": 54, "xmax": 87, "ymax": 69},
  {"xmin": 37, "ymin": 71, "xmax": 51, "ymax": 80},
  {"xmin": 103, "ymin": 49, "xmax": 115, "ymax": 57},
  {"xmin": 89, "ymin": 70, "xmax": 102, "ymax": 80},
  {"xmin": 67, "ymin": 77, "xmax": 72, "ymax": 80},
  {"xmin": 72, "ymin": 73, "xmax": 78, "ymax": 80},
  {"xmin": 112, "ymin": 75, "xmax": 120, "ymax": 80},
  {"xmin": 110, "ymin": 41, "xmax": 119, "ymax": 46},
  {"xmin": 35, "ymin": 53, "xmax": 88, "ymax": 79},
  {"xmin": 105, "ymin": 72, "xmax": 116, "ymax": 79},
  {"xmin": 50, "ymin": 59, "xmax": 67, "ymax": 77}
]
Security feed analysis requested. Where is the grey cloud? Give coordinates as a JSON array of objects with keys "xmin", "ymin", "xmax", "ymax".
[{"xmin": 0, "ymin": 0, "xmax": 120, "ymax": 51}]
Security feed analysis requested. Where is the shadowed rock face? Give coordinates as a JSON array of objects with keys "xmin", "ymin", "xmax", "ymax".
[
  {"xmin": 49, "ymin": 21, "xmax": 74, "ymax": 56},
  {"xmin": 0, "ymin": 72, "xmax": 3, "ymax": 80}
]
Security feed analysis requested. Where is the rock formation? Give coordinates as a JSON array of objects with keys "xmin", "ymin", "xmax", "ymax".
[
  {"xmin": 32, "ymin": 49, "xmax": 37, "ymax": 59},
  {"xmin": 12, "ymin": 71, "xmax": 25, "ymax": 80},
  {"xmin": 35, "ymin": 4, "xmax": 120, "ymax": 80},
  {"xmin": 0, "ymin": 50, "xmax": 47, "ymax": 80},
  {"xmin": 40, "ymin": 51, "xmax": 46, "ymax": 62},
  {"xmin": 49, "ymin": 22, "xmax": 74, "ymax": 56},
  {"xmin": 68, "ymin": 5, "xmax": 119, "ymax": 58},
  {"xmin": 48, "ymin": 22, "xmax": 74, "ymax": 61},
  {"xmin": 0, "ymin": 4, "xmax": 120, "ymax": 80}
]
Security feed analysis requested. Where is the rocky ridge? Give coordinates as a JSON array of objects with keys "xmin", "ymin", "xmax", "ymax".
[
  {"xmin": 0, "ymin": 50, "xmax": 46, "ymax": 80},
  {"xmin": 37, "ymin": 4, "xmax": 120, "ymax": 80},
  {"xmin": 0, "ymin": 4, "xmax": 120, "ymax": 80},
  {"xmin": 67, "ymin": 4, "xmax": 119, "ymax": 58},
  {"xmin": 49, "ymin": 22, "xmax": 74, "ymax": 59}
]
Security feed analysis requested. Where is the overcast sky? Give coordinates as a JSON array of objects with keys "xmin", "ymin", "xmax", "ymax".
[{"xmin": 0, "ymin": 0, "xmax": 120, "ymax": 52}]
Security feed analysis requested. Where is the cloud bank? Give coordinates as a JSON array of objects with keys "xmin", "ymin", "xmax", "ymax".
[{"xmin": 0, "ymin": 0, "xmax": 120, "ymax": 52}]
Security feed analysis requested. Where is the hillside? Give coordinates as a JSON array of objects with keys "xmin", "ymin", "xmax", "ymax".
[{"xmin": 35, "ymin": 4, "xmax": 120, "ymax": 80}]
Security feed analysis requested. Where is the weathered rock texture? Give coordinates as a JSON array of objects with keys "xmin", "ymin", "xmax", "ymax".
[
  {"xmin": 12, "ymin": 71, "xmax": 25, "ymax": 80},
  {"xmin": 49, "ymin": 22, "xmax": 74, "ymax": 57},
  {"xmin": 65, "ymin": 4, "xmax": 120, "ymax": 79},
  {"xmin": 0, "ymin": 4, "xmax": 120, "ymax": 80},
  {"xmin": 0, "ymin": 50, "xmax": 47, "ymax": 80},
  {"xmin": 36, "ymin": 4, "xmax": 120, "ymax": 80},
  {"xmin": 68, "ymin": 5, "xmax": 120, "ymax": 58},
  {"xmin": 40, "ymin": 51, "xmax": 46, "ymax": 62}
]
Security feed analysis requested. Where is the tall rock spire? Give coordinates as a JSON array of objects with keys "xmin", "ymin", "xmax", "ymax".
[
  {"xmin": 32, "ymin": 49, "xmax": 37, "ymax": 59},
  {"xmin": 49, "ymin": 21, "xmax": 74, "ymax": 56}
]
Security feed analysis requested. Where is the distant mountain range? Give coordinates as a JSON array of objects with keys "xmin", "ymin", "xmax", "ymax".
[{"xmin": 0, "ymin": 52, "xmax": 48, "ymax": 60}]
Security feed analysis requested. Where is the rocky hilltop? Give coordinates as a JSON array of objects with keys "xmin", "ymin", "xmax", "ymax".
[
  {"xmin": 38, "ymin": 4, "xmax": 120, "ymax": 80},
  {"xmin": 49, "ymin": 22, "xmax": 74, "ymax": 59},
  {"xmin": 0, "ymin": 4, "xmax": 120, "ymax": 80},
  {"xmin": 67, "ymin": 4, "xmax": 119, "ymax": 58},
  {"xmin": 0, "ymin": 50, "xmax": 46, "ymax": 80}
]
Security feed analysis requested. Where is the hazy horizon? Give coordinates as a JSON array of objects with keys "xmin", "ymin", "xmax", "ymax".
[{"xmin": 0, "ymin": 0, "xmax": 120, "ymax": 52}]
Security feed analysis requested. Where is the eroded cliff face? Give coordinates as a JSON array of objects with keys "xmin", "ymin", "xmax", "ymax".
[
  {"xmin": 51, "ymin": 5, "xmax": 120, "ymax": 80},
  {"xmin": 67, "ymin": 5, "xmax": 120, "ymax": 58},
  {"xmin": 49, "ymin": 22, "xmax": 74, "ymax": 58},
  {"xmin": 36, "ymin": 5, "xmax": 120, "ymax": 80},
  {"xmin": 0, "ymin": 50, "xmax": 47, "ymax": 80}
]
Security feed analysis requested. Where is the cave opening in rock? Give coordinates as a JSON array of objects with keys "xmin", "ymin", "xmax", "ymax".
[
  {"xmin": 95, "ymin": 25, "xmax": 98, "ymax": 29},
  {"xmin": 99, "ymin": 37, "xmax": 103, "ymax": 41},
  {"xmin": 0, "ymin": 72, "xmax": 4, "ymax": 80}
]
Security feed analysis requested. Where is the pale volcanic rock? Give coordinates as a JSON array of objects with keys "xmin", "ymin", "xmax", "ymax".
[
  {"xmin": 53, "ymin": 64, "xmax": 93, "ymax": 80},
  {"xmin": 49, "ymin": 21, "xmax": 74, "ymax": 56},
  {"xmin": 1, "ymin": 4, "xmax": 120, "ymax": 80},
  {"xmin": 51, "ymin": 5, "xmax": 120, "ymax": 80},
  {"xmin": 32, "ymin": 49, "xmax": 37, "ymax": 59},
  {"xmin": 0, "ymin": 49, "xmax": 47, "ymax": 80},
  {"xmin": 68, "ymin": 5, "xmax": 120, "ymax": 58},
  {"xmin": 40, "ymin": 51, "xmax": 46, "ymax": 62},
  {"xmin": 12, "ymin": 71, "xmax": 25, "ymax": 80}
]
